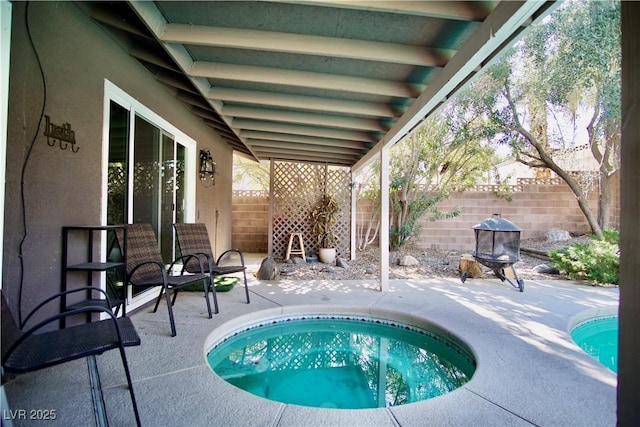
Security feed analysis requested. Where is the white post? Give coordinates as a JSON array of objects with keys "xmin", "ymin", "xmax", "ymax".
[
  {"xmin": 267, "ymin": 159, "xmax": 274, "ymax": 257},
  {"xmin": 379, "ymin": 146, "xmax": 390, "ymax": 292},
  {"xmin": 350, "ymin": 173, "xmax": 357, "ymax": 260}
]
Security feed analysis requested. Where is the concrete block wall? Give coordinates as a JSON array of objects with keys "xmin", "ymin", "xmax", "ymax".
[
  {"xmin": 412, "ymin": 181, "xmax": 599, "ymax": 252},
  {"xmin": 354, "ymin": 180, "xmax": 602, "ymax": 252},
  {"xmin": 232, "ymin": 192, "xmax": 269, "ymax": 252},
  {"xmin": 233, "ymin": 179, "xmax": 613, "ymax": 253}
]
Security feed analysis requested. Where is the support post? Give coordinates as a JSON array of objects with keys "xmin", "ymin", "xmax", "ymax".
[
  {"xmin": 618, "ymin": 2, "xmax": 640, "ymax": 425},
  {"xmin": 351, "ymin": 173, "xmax": 357, "ymax": 261},
  {"xmin": 267, "ymin": 159, "xmax": 274, "ymax": 257},
  {"xmin": 379, "ymin": 146, "xmax": 390, "ymax": 292}
]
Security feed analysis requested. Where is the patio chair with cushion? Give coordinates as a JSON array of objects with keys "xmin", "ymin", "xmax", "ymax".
[
  {"xmin": 1, "ymin": 287, "xmax": 141, "ymax": 426},
  {"xmin": 174, "ymin": 223, "xmax": 250, "ymax": 311},
  {"xmin": 122, "ymin": 223, "xmax": 213, "ymax": 337}
]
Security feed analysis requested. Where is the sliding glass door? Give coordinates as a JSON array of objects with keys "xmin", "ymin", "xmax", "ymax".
[{"xmin": 104, "ymin": 81, "xmax": 195, "ymax": 309}]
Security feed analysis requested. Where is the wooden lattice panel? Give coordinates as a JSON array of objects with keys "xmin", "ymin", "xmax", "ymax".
[{"xmin": 272, "ymin": 161, "xmax": 351, "ymax": 260}]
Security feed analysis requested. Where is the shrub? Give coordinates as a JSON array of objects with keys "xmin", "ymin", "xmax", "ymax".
[{"xmin": 548, "ymin": 230, "xmax": 619, "ymax": 285}]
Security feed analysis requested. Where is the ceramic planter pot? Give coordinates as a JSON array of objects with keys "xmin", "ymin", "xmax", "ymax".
[{"xmin": 318, "ymin": 247, "xmax": 336, "ymax": 264}]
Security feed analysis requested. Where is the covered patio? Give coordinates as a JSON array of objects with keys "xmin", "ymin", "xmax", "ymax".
[
  {"xmin": 1, "ymin": 1, "xmax": 639, "ymax": 425},
  {"xmin": 3, "ymin": 268, "xmax": 619, "ymax": 426}
]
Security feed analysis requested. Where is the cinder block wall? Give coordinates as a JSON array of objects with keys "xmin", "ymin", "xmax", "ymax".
[
  {"xmin": 233, "ymin": 179, "xmax": 616, "ymax": 253},
  {"xmin": 232, "ymin": 191, "xmax": 269, "ymax": 252},
  {"xmin": 356, "ymin": 180, "xmax": 600, "ymax": 252},
  {"xmin": 410, "ymin": 180, "xmax": 600, "ymax": 252}
]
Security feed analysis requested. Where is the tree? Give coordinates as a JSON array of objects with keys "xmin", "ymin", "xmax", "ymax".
[
  {"xmin": 233, "ymin": 155, "xmax": 270, "ymax": 191},
  {"xmin": 472, "ymin": 0, "xmax": 620, "ymax": 236},
  {"xmin": 357, "ymin": 104, "xmax": 502, "ymax": 251}
]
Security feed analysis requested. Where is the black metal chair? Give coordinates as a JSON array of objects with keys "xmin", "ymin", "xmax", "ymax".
[
  {"xmin": 1, "ymin": 287, "xmax": 141, "ymax": 426},
  {"xmin": 122, "ymin": 223, "xmax": 213, "ymax": 337},
  {"xmin": 174, "ymin": 223, "xmax": 250, "ymax": 311}
]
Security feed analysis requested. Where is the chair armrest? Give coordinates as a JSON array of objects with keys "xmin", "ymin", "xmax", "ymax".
[
  {"xmin": 5, "ymin": 301, "xmax": 125, "ymax": 366},
  {"xmin": 170, "ymin": 253, "xmax": 209, "ymax": 275},
  {"xmin": 21, "ymin": 287, "xmax": 113, "ymax": 329},
  {"xmin": 129, "ymin": 260, "xmax": 168, "ymax": 282},
  {"xmin": 216, "ymin": 249, "xmax": 246, "ymax": 266}
]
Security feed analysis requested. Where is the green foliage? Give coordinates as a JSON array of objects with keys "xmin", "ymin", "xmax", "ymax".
[
  {"xmin": 466, "ymin": 0, "xmax": 620, "ymax": 236},
  {"xmin": 387, "ymin": 110, "xmax": 499, "ymax": 250},
  {"xmin": 310, "ymin": 193, "xmax": 340, "ymax": 248},
  {"xmin": 549, "ymin": 231, "xmax": 619, "ymax": 285},
  {"xmin": 233, "ymin": 156, "xmax": 270, "ymax": 191}
]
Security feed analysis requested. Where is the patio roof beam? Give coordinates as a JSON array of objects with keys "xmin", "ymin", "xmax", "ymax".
[
  {"xmin": 161, "ymin": 24, "xmax": 451, "ymax": 67},
  {"xmin": 190, "ymin": 62, "xmax": 421, "ymax": 98},
  {"xmin": 209, "ymin": 87, "xmax": 400, "ymax": 118},
  {"xmin": 127, "ymin": 0, "xmax": 261, "ymax": 161},
  {"xmin": 352, "ymin": 0, "xmax": 556, "ymax": 172},
  {"xmin": 232, "ymin": 119, "xmax": 377, "ymax": 143},
  {"xmin": 255, "ymin": 150, "xmax": 359, "ymax": 165},
  {"xmin": 278, "ymin": 1, "xmax": 491, "ymax": 21},
  {"xmin": 247, "ymin": 139, "xmax": 368, "ymax": 155},
  {"xmin": 222, "ymin": 106, "xmax": 388, "ymax": 132},
  {"xmin": 239, "ymin": 130, "xmax": 373, "ymax": 150},
  {"xmin": 129, "ymin": 46, "xmax": 180, "ymax": 73}
]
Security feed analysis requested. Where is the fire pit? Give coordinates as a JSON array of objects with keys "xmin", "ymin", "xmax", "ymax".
[{"xmin": 461, "ymin": 213, "xmax": 524, "ymax": 292}]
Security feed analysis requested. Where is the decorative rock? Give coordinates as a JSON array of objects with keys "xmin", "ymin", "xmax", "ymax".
[
  {"xmin": 320, "ymin": 266, "xmax": 336, "ymax": 273},
  {"xmin": 458, "ymin": 254, "xmax": 483, "ymax": 278},
  {"xmin": 336, "ymin": 258, "xmax": 350, "ymax": 269},
  {"xmin": 397, "ymin": 255, "xmax": 419, "ymax": 266},
  {"xmin": 292, "ymin": 257, "xmax": 306, "ymax": 265},
  {"xmin": 546, "ymin": 229, "xmax": 571, "ymax": 242},
  {"xmin": 533, "ymin": 264, "xmax": 560, "ymax": 274},
  {"xmin": 256, "ymin": 256, "xmax": 279, "ymax": 280}
]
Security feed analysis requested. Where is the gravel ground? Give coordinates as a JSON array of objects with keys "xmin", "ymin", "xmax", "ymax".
[{"xmin": 276, "ymin": 235, "xmax": 594, "ymax": 282}]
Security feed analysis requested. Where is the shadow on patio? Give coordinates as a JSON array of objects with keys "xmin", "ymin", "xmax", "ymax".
[{"xmin": 2, "ymin": 267, "xmax": 618, "ymax": 427}]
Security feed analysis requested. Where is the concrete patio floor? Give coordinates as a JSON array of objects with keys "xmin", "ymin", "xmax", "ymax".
[{"xmin": 3, "ymin": 258, "xmax": 619, "ymax": 427}]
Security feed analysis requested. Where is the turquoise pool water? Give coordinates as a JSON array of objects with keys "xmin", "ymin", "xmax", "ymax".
[
  {"xmin": 207, "ymin": 317, "xmax": 476, "ymax": 409},
  {"xmin": 571, "ymin": 316, "xmax": 618, "ymax": 373}
]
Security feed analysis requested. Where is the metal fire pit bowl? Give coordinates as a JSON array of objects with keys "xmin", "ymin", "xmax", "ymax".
[{"xmin": 462, "ymin": 213, "xmax": 524, "ymax": 292}]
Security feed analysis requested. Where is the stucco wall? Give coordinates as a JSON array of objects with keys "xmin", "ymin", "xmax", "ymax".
[{"xmin": 4, "ymin": 2, "xmax": 233, "ymax": 321}]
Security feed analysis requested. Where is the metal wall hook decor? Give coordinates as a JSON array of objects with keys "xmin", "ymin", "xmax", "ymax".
[
  {"xmin": 44, "ymin": 115, "xmax": 79, "ymax": 153},
  {"xmin": 199, "ymin": 148, "xmax": 216, "ymax": 184}
]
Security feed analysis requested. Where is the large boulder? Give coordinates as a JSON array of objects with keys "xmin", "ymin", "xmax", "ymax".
[
  {"xmin": 256, "ymin": 257, "xmax": 279, "ymax": 280},
  {"xmin": 397, "ymin": 255, "xmax": 419, "ymax": 266},
  {"xmin": 546, "ymin": 229, "xmax": 571, "ymax": 242}
]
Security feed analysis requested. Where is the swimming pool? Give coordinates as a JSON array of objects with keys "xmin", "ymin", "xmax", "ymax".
[
  {"xmin": 571, "ymin": 309, "xmax": 618, "ymax": 373},
  {"xmin": 205, "ymin": 307, "xmax": 476, "ymax": 409}
]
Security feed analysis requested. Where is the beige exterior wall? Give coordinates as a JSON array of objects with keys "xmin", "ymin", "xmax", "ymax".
[{"xmin": 4, "ymin": 2, "xmax": 233, "ymax": 319}]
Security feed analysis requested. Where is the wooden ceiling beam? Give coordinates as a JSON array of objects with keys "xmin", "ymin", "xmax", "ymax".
[
  {"xmin": 232, "ymin": 119, "xmax": 377, "ymax": 142},
  {"xmin": 162, "ymin": 23, "xmax": 450, "ymax": 66},
  {"xmin": 222, "ymin": 105, "xmax": 387, "ymax": 132},
  {"xmin": 190, "ymin": 61, "xmax": 420, "ymax": 98},
  {"xmin": 209, "ymin": 87, "xmax": 400, "ymax": 118}
]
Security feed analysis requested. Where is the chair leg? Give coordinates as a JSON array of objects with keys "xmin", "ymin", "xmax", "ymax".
[
  {"xmin": 242, "ymin": 270, "xmax": 250, "ymax": 304},
  {"xmin": 163, "ymin": 287, "xmax": 177, "ymax": 337},
  {"xmin": 209, "ymin": 278, "xmax": 219, "ymax": 314},
  {"xmin": 117, "ymin": 344, "xmax": 142, "ymax": 427},
  {"xmin": 203, "ymin": 278, "xmax": 213, "ymax": 318},
  {"xmin": 152, "ymin": 290, "xmax": 163, "ymax": 313}
]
